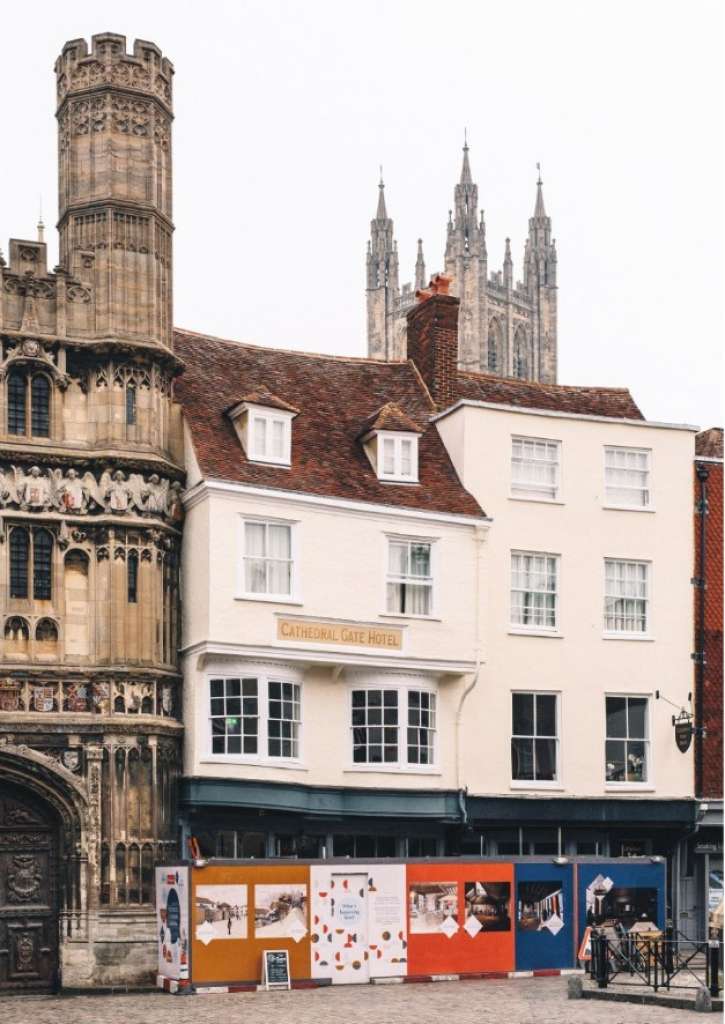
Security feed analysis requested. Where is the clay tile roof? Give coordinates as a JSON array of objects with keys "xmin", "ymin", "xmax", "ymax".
[
  {"xmin": 455, "ymin": 370, "xmax": 644, "ymax": 420},
  {"xmin": 696, "ymin": 427, "xmax": 724, "ymax": 459},
  {"xmin": 225, "ymin": 387, "xmax": 300, "ymax": 415},
  {"xmin": 358, "ymin": 402, "xmax": 423, "ymax": 439},
  {"xmin": 174, "ymin": 329, "xmax": 484, "ymax": 519}
]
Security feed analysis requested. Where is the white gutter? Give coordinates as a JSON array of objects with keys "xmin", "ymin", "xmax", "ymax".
[{"xmin": 431, "ymin": 398, "xmax": 699, "ymax": 433}]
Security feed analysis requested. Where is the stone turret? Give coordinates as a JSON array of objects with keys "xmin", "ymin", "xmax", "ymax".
[{"xmin": 55, "ymin": 33, "xmax": 174, "ymax": 350}]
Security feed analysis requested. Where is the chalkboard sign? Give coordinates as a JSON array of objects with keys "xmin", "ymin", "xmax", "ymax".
[{"xmin": 262, "ymin": 948, "xmax": 291, "ymax": 990}]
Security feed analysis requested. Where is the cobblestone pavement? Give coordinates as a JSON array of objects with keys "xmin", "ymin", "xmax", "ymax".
[{"xmin": 0, "ymin": 978, "xmax": 698, "ymax": 1024}]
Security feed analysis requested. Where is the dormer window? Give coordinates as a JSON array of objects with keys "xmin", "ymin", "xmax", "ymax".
[
  {"xmin": 225, "ymin": 389, "xmax": 299, "ymax": 468},
  {"xmin": 249, "ymin": 408, "xmax": 292, "ymax": 465},
  {"xmin": 358, "ymin": 402, "xmax": 422, "ymax": 484},
  {"xmin": 379, "ymin": 432, "xmax": 419, "ymax": 482}
]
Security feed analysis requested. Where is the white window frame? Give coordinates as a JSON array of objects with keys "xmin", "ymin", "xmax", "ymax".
[
  {"xmin": 206, "ymin": 673, "xmax": 303, "ymax": 766},
  {"xmin": 603, "ymin": 558, "xmax": 650, "ymax": 638},
  {"xmin": 511, "ymin": 435, "xmax": 561, "ymax": 502},
  {"xmin": 510, "ymin": 690, "xmax": 561, "ymax": 789},
  {"xmin": 604, "ymin": 693, "xmax": 652, "ymax": 789},
  {"xmin": 604, "ymin": 446, "xmax": 652, "ymax": 510},
  {"xmin": 238, "ymin": 516, "xmax": 298, "ymax": 603},
  {"xmin": 247, "ymin": 404, "xmax": 293, "ymax": 466},
  {"xmin": 510, "ymin": 550, "xmax": 560, "ymax": 634},
  {"xmin": 347, "ymin": 681, "xmax": 439, "ymax": 773},
  {"xmin": 383, "ymin": 534, "xmax": 436, "ymax": 619},
  {"xmin": 376, "ymin": 431, "xmax": 419, "ymax": 483}
]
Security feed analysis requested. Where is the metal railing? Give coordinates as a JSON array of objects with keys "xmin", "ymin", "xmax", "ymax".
[{"xmin": 590, "ymin": 927, "xmax": 721, "ymax": 997}]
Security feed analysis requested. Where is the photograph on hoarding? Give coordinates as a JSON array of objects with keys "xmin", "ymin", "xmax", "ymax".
[
  {"xmin": 408, "ymin": 882, "xmax": 458, "ymax": 934},
  {"xmin": 585, "ymin": 874, "xmax": 658, "ymax": 929},
  {"xmin": 517, "ymin": 880, "xmax": 564, "ymax": 934},
  {"xmin": 464, "ymin": 881, "xmax": 511, "ymax": 934},
  {"xmin": 194, "ymin": 884, "xmax": 248, "ymax": 942},
  {"xmin": 254, "ymin": 884, "xmax": 308, "ymax": 940}
]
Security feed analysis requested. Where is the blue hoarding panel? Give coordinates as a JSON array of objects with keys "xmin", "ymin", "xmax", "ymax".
[
  {"xmin": 577, "ymin": 861, "xmax": 666, "ymax": 941},
  {"xmin": 514, "ymin": 862, "xmax": 574, "ymax": 971}
]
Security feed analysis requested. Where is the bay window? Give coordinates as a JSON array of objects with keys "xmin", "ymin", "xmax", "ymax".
[
  {"xmin": 209, "ymin": 675, "xmax": 301, "ymax": 761},
  {"xmin": 351, "ymin": 685, "xmax": 436, "ymax": 768}
]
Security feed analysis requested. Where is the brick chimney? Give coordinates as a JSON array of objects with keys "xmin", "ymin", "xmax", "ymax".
[{"xmin": 406, "ymin": 274, "xmax": 459, "ymax": 410}]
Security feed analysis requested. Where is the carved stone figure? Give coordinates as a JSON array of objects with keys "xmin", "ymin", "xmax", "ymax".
[
  {"xmin": 142, "ymin": 473, "xmax": 167, "ymax": 515},
  {"xmin": 19, "ymin": 466, "xmax": 52, "ymax": 510},
  {"xmin": 166, "ymin": 480, "xmax": 184, "ymax": 523},
  {"xmin": 103, "ymin": 469, "xmax": 133, "ymax": 513},
  {"xmin": 54, "ymin": 468, "xmax": 90, "ymax": 513}
]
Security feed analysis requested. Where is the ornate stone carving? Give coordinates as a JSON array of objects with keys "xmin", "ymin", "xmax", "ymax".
[
  {"xmin": 19, "ymin": 466, "xmax": 53, "ymax": 511},
  {"xmin": 66, "ymin": 284, "xmax": 92, "ymax": 303},
  {"xmin": 7, "ymin": 855, "xmax": 42, "ymax": 903},
  {"xmin": 14, "ymin": 932, "xmax": 36, "ymax": 972}
]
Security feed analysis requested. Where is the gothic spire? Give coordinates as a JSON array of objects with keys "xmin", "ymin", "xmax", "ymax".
[
  {"xmin": 414, "ymin": 238, "xmax": 426, "ymax": 291},
  {"xmin": 533, "ymin": 164, "xmax": 546, "ymax": 219},
  {"xmin": 376, "ymin": 169, "xmax": 387, "ymax": 220},
  {"xmin": 460, "ymin": 132, "xmax": 473, "ymax": 185}
]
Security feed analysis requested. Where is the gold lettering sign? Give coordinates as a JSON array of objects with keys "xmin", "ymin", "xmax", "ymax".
[{"xmin": 276, "ymin": 618, "xmax": 403, "ymax": 650}]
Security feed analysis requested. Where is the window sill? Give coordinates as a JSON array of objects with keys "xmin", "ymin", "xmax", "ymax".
[
  {"xmin": 235, "ymin": 594, "xmax": 303, "ymax": 605},
  {"xmin": 602, "ymin": 504, "xmax": 655, "ymax": 513},
  {"xmin": 605, "ymin": 783, "xmax": 655, "ymax": 792},
  {"xmin": 509, "ymin": 495, "xmax": 565, "ymax": 506},
  {"xmin": 201, "ymin": 757, "xmax": 308, "ymax": 771},
  {"xmin": 510, "ymin": 781, "xmax": 564, "ymax": 791},
  {"xmin": 246, "ymin": 458, "xmax": 291, "ymax": 469},
  {"xmin": 379, "ymin": 612, "xmax": 441, "ymax": 622},
  {"xmin": 378, "ymin": 478, "xmax": 421, "ymax": 486},
  {"xmin": 344, "ymin": 765, "xmax": 441, "ymax": 776},
  {"xmin": 602, "ymin": 633, "xmax": 654, "ymax": 642},
  {"xmin": 508, "ymin": 628, "xmax": 563, "ymax": 639}
]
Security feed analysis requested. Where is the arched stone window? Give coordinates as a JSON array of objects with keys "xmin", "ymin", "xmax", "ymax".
[
  {"xmin": 33, "ymin": 529, "xmax": 53, "ymax": 601},
  {"xmin": 126, "ymin": 384, "xmax": 137, "ymax": 427},
  {"xmin": 127, "ymin": 550, "xmax": 139, "ymax": 604},
  {"xmin": 513, "ymin": 327, "xmax": 530, "ymax": 379},
  {"xmin": 4, "ymin": 616, "xmax": 30, "ymax": 655},
  {"xmin": 487, "ymin": 320, "xmax": 502, "ymax": 374},
  {"xmin": 36, "ymin": 618, "xmax": 58, "ymax": 644},
  {"xmin": 9, "ymin": 528, "xmax": 29, "ymax": 598},
  {"xmin": 7, "ymin": 371, "xmax": 51, "ymax": 437}
]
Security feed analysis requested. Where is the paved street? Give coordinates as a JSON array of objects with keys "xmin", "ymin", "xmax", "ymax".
[{"xmin": 0, "ymin": 978, "xmax": 699, "ymax": 1024}]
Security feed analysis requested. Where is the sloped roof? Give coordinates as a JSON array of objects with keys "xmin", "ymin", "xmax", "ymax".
[
  {"xmin": 226, "ymin": 387, "xmax": 300, "ymax": 415},
  {"xmin": 696, "ymin": 427, "xmax": 723, "ymax": 459},
  {"xmin": 358, "ymin": 402, "xmax": 423, "ymax": 438},
  {"xmin": 174, "ymin": 330, "xmax": 484, "ymax": 518},
  {"xmin": 455, "ymin": 370, "xmax": 644, "ymax": 420}
]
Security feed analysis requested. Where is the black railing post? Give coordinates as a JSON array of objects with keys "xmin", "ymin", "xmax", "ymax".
[
  {"xmin": 653, "ymin": 939, "xmax": 659, "ymax": 992},
  {"xmin": 709, "ymin": 940, "xmax": 720, "ymax": 998},
  {"xmin": 594, "ymin": 932, "xmax": 608, "ymax": 989},
  {"xmin": 664, "ymin": 925, "xmax": 674, "ymax": 980}
]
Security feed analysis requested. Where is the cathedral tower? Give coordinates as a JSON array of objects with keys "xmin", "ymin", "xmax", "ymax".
[
  {"xmin": 366, "ymin": 145, "xmax": 558, "ymax": 384},
  {"xmin": 0, "ymin": 34, "xmax": 183, "ymax": 991}
]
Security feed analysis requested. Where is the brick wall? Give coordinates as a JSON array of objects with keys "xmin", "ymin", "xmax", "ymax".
[
  {"xmin": 406, "ymin": 293, "xmax": 460, "ymax": 410},
  {"xmin": 694, "ymin": 456, "xmax": 723, "ymax": 799}
]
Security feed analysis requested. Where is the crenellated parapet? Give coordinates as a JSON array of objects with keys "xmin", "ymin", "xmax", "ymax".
[{"xmin": 55, "ymin": 34, "xmax": 173, "ymax": 114}]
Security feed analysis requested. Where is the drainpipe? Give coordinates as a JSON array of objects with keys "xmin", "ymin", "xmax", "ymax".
[
  {"xmin": 694, "ymin": 463, "xmax": 709, "ymax": 800},
  {"xmin": 455, "ymin": 523, "xmax": 488, "ymax": 827}
]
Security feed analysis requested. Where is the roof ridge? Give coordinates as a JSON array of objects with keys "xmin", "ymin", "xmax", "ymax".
[
  {"xmin": 457, "ymin": 369, "xmax": 634, "ymax": 395},
  {"xmin": 174, "ymin": 327, "xmax": 408, "ymax": 367}
]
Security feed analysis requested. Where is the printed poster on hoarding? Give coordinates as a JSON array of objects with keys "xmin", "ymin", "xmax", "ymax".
[{"xmin": 156, "ymin": 866, "xmax": 189, "ymax": 980}]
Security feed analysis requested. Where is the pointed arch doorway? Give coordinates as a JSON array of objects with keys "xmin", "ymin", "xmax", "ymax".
[{"xmin": 0, "ymin": 784, "xmax": 59, "ymax": 991}]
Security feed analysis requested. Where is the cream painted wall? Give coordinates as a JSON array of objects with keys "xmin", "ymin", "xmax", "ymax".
[
  {"xmin": 436, "ymin": 404, "xmax": 696, "ymax": 799},
  {"xmin": 181, "ymin": 481, "xmax": 484, "ymax": 791}
]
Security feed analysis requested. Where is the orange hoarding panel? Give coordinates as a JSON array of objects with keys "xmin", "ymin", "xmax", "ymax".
[
  {"xmin": 406, "ymin": 862, "xmax": 515, "ymax": 977},
  {"xmin": 190, "ymin": 863, "xmax": 311, "ymax": 985}
]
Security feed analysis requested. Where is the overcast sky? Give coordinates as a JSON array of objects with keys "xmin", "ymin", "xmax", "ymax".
[{"xmin": 1, "ymin": 0, "xmax": 722, "ymax": 427}]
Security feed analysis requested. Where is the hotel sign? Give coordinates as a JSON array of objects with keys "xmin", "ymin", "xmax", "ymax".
[{"xmin": 277, "ymin": 618, "xmax": 403, "ymax": 651}]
